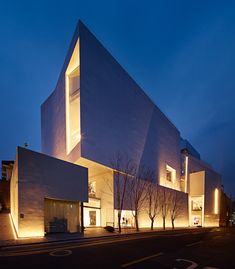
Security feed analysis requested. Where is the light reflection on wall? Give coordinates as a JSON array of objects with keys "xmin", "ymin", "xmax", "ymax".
[
  {"xmin": 214, "ymin": 188, "xmax": 219, "ymax": 214},
  {"xmin": 159, "ymin": 164, "xmax": 180, "ymax": 191},
  {"xmin": 9, "ymin": 214, "xmax": 17, "ymax": 240},
  {"xmin": 17, "ymin": 229, "xmax": 44, "ymax": 238},
  {"xmin": 10, "ymin": 154, "xmax": 19, "ymax": 237},
  {"xmin": 185, "ymin": 155, "xmax": 188, "ymax": 193}
]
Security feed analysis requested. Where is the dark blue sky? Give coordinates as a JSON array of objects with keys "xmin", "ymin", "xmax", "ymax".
[{"xmin": 0, "ymin": 0, "xmax": 234, "ymax": 197}]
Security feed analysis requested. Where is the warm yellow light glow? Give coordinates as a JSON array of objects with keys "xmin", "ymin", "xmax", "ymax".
[
  {"xmin": 18, "ymin": 229, "xmax": 44, "ymax": 238},
  {"xmin": 9, "ymin": 213, "xmax": 43, "ymax": 239},
  {"xmin": 189, "ymin": 195, "xmax": 204, "ymax": 227},
  {"xmin": 185, "ymin": 156, "xmax": 188, "ymax": 193},
  {"xmin": 18, "ymin": 235, "xmax": 44, "ymax": 239},
  {"xmin": 161, "ymin": 164, "xmax": 180, "ymax": 190},
  {"xmin": 214, "ymin": 188, "xmax": 219, "ymax": 214},
  {"xmin": 65, "ymin": 39, "xmax": 81, "ymax": 154},
  {"xmin": 9, "ymin": 214, "xmax": 17, "ymax": 240},
  {"xmin": 202, "ymin": 194, "xmax": 205, "ymax": 226},
  {"xmin": 166, "ymin": 164, "xmax": 176, "ymax": 183}
]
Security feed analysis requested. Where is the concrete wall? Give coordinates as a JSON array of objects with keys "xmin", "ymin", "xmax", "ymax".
[
  {"xmin": 188, "ymin": 155, "xmax": 221, "ymax": 227},
  {"xmin": 137, "ymin": 185, "xmax": 188, "ymax": 228},
  {"xmin": 94, "ymin": 169, "xmax": 114, "ymax": 227},
  {"xmin": 12, "ymin": 147, "xmax": 88, "ymax": 238},
  {"xmin": 10, "ymin": 151, "xmax": 19, "ymax": 232},
  {"xmin": 41, "ymin": 21, "xmax": 182, "ymax": 191},
  {"xmin": 204, "ymin": 169, "xmax": 221, "ymax": 226},
  {"xmin": 79, "ymin": 22, "xmax": 181, "ymax": 189},
  {"xmin": 114, "ymin": 174, "xmax": 188, "ymax": 228},
  {"xmin": 41, "ymin": 22, "xmax": 81, "ymax": 163},
  {"xmin": 189, "ymin": 171, "xmax": 205, "ymax": 196}
]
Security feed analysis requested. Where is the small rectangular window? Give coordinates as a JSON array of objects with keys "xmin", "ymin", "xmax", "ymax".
[
  {"xmin": 166, "ymin": 169, "xmax": 172, "ymax": 181},
  {"xmin": 166, "ymin": 164, "xmax": 176, "ymax": 183}
]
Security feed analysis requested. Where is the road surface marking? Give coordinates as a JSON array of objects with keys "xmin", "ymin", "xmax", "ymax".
[
  {"xmin": 49, "ymin": 249, "xmax": 72, "ymax": 257},
  {"xmin": 0, "ymin": 229, "xmax": 210, "ymax": 257},
  {"xmin": 171, "ymin": 233, "xmax": 189, "ymax": 236},
  {"xmin": 214, "ymin": 235, "xmax": 222, "ymax": 239},
  {"xmin": 186, "ymin": 241, "xmax": 203, "ymax": 247},
  {"xmin": 202, "ymin": 266, "xmax": 219, "ymax": 269},
  {"xmin": 121, "ymin": 252, "xmax": 163, "ymax": 267},
  {"xmin": 176, "ymin": 258, "xmax": 198, "ymax": 269}
]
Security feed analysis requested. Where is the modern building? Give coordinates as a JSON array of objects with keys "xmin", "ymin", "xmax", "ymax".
[
  {"xmin": 0, "ymin": 161, "xmax": 14, "ymax": 211},
  {"xmin": 1, "ymin": 160, "xmax": 14, "ymax": 181},
  {"xmin": 9, "ymin": 21, "xmax": 221, "ymax": 238},
  {"xmin": 180, "ymin": 140, "xmax": 221, "ymax": 227}
]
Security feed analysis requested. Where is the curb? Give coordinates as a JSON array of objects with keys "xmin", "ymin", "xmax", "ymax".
[{"xmin": 0, "ymin": 227, "xmax": 213, "ymax": 250}]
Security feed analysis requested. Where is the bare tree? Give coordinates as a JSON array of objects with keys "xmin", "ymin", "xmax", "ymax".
[
  {"xmin": 169, "ymin": 190, "xmax": 183, "ymax": 229},
  {"xmin": 111, "ymin": 152, "xmax": 133, "ymax": 233},
  {"xmin": 160, "ymin": 187, "xmax": 170, "ymax": 230},
  {"xmin": 146, "ymin": 182, "xmax": 160, "ymax": 230},
  {"xmin": 128, "ymin": 166, "xmax": 150, "ymax": 232}
]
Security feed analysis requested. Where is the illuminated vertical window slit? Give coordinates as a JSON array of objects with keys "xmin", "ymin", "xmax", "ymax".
[
  {"xmin": 214, "ymin": 188, "xmax": 219, "ymax": 214},
  {"xmin": 65, "ymin": 40, "xmax": 81, "ymax": 154}
]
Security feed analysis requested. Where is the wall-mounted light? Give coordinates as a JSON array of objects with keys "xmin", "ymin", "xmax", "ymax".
[
  {"xmin": 214, "ymin": 188, "xmax": 219, "ymax": 214},
  {"xmin": 185, "ymin": 155, "xmax": 188, "ymax": 193}
]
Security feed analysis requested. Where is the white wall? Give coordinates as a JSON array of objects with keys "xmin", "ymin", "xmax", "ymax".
[
  {"xmin": 114, "ymin": 176, "xmax": 189, "ymax": 229},
  {"xmin": 10, "ymin": 149, "xmax": 19, "ymax": 232},
  {"xmin": 79, "ymin": 22, "xmax": 181, "ymax": 187},
  {"xmin": 188, "ymin": 155, "xmax": 221, "ymax": 227},
  {"xmin": 137, "ymin": 185, "xmax": 189, "ymax": 228},
  {"xmin": 41, "ymin": 21, "xmax": 182, "ymax": 191},
  {"xmin": 189, "ymin": 171, "xmax": 205, "ymax": 196},
  {"xmin": 41, "ymin": 22, "xmax": 81, "ymax": 163},
  {"xmin": 13, "ymin": 147, "xmax": 88, "ymax": 238},
  {"xmin": 204, "ymin": 169, "xmax": 221, "ymax": 226}
]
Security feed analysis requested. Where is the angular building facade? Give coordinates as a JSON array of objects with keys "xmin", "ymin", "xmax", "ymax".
[
  {"xmin": 40, "ymin": 21, "xmax": 220, "ymax": 231},
  {"xmin": 9, "ymin": 21, "xmax": 221, "ymax": 238}
]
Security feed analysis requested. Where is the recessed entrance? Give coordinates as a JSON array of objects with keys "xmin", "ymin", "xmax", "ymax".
[
  {"xmin": 44, "ymin": 198, "xmax": 80, "ymax": 233},
  {"xmin": 83, "ymin": 197, "xmax": 101, "ymax": 227}
]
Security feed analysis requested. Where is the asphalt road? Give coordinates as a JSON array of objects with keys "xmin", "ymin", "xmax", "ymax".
[{"xmin": 0, "ymin": 227, "xmax": 234, "ymax": 269}]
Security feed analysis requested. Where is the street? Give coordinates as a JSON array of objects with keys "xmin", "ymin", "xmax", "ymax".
[{"xmin": 0, "ymin": 227, "xmax": 235, "ymax": 268}]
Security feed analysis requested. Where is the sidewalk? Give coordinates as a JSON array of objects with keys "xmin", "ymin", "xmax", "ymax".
[
  {"xmin": 0, "ymin": 226, "xmax": 159, "ymax": 247},
  {"xmin": 0, "ymin": 213, "xmax": 15, "ymax": 246},
  {"xmin": 0, "ymin": 213, "xmax": 206, "ymax": 248}
]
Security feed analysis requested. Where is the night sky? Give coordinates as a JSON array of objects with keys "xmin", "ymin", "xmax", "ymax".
[{"xmin": 0, "ymin": 1, "xmax": 234, "ymax": 197}]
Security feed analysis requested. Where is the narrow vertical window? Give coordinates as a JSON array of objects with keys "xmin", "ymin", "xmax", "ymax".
[{"xmin": 65, "ymin": 40, "xmax": 81, "ymax": 154}]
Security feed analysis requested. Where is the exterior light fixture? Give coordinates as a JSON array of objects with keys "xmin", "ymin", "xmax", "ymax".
[{"xmin": 214, "ymin": 188, "xmax": 219, "ymax": 214}]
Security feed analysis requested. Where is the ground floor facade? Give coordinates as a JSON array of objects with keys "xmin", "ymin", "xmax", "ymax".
[{"xmin": 8, "ymin": 147, "xmax": 221, "ymax": 239}]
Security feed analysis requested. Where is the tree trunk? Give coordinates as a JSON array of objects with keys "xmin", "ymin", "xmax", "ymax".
[
  {"xmin": 135, "ymin": 215, "xmax": 139, "ymax": 231},
  {"xmin": 172, "ymin": 219, "xmax": 175, "ymax": 229},
  {"xmin": 163, "ymin": 217, "xmax": 166, "ymax": 230},
  {"xmin": 118, "ymin": 211, "xmax": 122, "ymax": 233},
  {"xmin": 151, "ymin": 218, "xmax": 154, "ymax": 230}
]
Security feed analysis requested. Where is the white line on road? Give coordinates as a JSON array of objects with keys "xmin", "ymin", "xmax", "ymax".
[
  {"xmin": 171, "ymin": 233, "xmax": 189, "ymax": 237},
  {"xmin": 186, "ymin": 241, "xmax": 203, "ymax": 247},
  {"xmin": 121, "ymin": 252, "xmax": 163, "ymax": 267},
  {"xmin": 214, "ymin": 236, "xmax": 222, "ymax": 239},
  {"xmin": 49, "ymin": 249, "xmax": 72, "ymax": 257}
]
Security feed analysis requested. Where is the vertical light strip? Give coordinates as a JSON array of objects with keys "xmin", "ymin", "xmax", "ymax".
[
  {"xmin": 202, "ymin": 195, "xmax": 205, "ymax": 227},
  {"xmin": 188, "ymin": 196, "xmax": 192, "ymax": 226},
  {"xmin": 185, "ymin": 155, "xmax": 188, "ymax": 193},
  {"xmin": 9, "ymin": 214, "xmax": 17, "ymax": 240},
  {"xmin": 214, "ymin": 188, "xmax": 219, "ymax": 214},
  {"xmin": 65, "ymin": 75, "xmax": 70, "ymax": 154}
]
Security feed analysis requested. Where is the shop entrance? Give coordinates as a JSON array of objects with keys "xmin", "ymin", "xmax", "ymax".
[
  {"xmin": 83, "ymin": 197, "xmax": 101, "ymax": 227},
  {"xmin": 190, "ymin": 196, "xmax": 203, "ymax": 226},
  {"xmin": 44, "ymin": 198, "xmax": 80, "ymax": 233}
]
